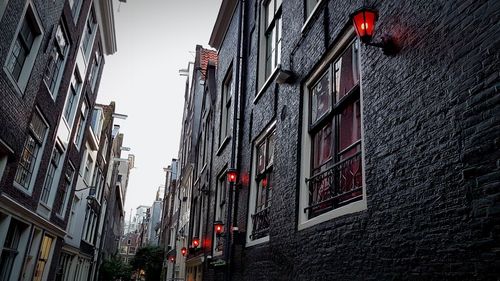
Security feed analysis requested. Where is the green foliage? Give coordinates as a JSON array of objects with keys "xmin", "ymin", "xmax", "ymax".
[
  {"xmin": 130, "ymin": 246, "xmax": 164, "ymax": 281},
  {"xmin": 99, "ymin": 254, "xmax": 132, "ymax": 281}
]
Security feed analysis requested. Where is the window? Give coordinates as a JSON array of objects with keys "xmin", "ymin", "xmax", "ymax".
[
  {"xmin": 69, "ymin": 0, "xmax": 83, "ymax": 20},
  {"xmin": 90, "ymin": 108, "xmax": 103, "ymax": 141},
  {"xmin": 5, "ymin": 4, "xmax": 43, "ymax": 92},
  {"xmin": 305, "ymin": 0, "xmax": 319, "ymax": 20},
  {"xmin": 0, "ymin": 219, "xmax": 26, "ymax": 280},
  {"xmin": 74, "ymin": 100, "xmax": 89, "ymax": 148},
  {"xmin": 67, "ymin": 196, "xmax": 79, "ymax": 235},
  {"xmin": 40, "ymin": 146, "xmax": 63, "ymax": 204},
  {"xmin": 299, "ymin": 38, "xmax": 365, "ymax": 229},
  {"xmin": 14, "ymin": 111, "xmax": 48, "ymax": 191},
  {"xmin": 44, "ymin": 23, "xmax": 69, "ymax": 97},
  {"xmin": 64, "ymin": 70, "xmax": 82, "ymax": 123},
  {"xmin": 33, "ymin": 234, "xmax": 53, "ymax": 281},
  {"xmin": 83, "ymin": 154, "xmax": 93, "ymax": 184},
  {"xmin": 258, "ymin": 0, "xmax": 282, "ymax": 87},
  {"xmin": 88, "ymin": 48, "xmax": 102, "ymax": 91},
  {"xmin": 58, "ymin": 164, "xmax": 75, "ymax": 216},
  {"xmin": 81, "ymin": 10, "xmax": 96, "ymax": 61},
  {"xmin": 247, "ymin": 126, "xmax": 275, "ymax": 243},
  {"xmin": 55, "ymin": 253, "xmax": 73, "ymax": 281},
  {"xmin": 219, "ymin": 68, "xmax": 232, "ymax": 144},
  {"xmin": 213, "ymin": 176, "xmax": 227, "ymax": 255}
]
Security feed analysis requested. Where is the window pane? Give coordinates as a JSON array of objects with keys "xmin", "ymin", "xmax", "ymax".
[
  {"xmin": 311, "ymin": 70, "xmax": 331, "ymax": 124},
  {"xmin": 312, "ymin": 122, "xmax": 332, "ymax": 171},
  {"xmin": 338, "ymin": 99, "xmax": 361, "ymax": 155},
  {"xmin": 257, "ymin": 142, "xmax": 266, "ymax": 175},
  {"xmin": 335, "ymin": 42, "xmax": 360, "ymax": 101}
]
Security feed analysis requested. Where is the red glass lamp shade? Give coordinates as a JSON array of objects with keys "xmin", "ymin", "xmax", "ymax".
[
  {"xmin": 169, "ymin": 255, "xmax": 175, "ymax": 262},
  {"xmin": 192, "ymin": 237, "xmax": 200, "ymax": 247},
  {"xmin": 227, "ymin": 169, "xmax": 237, "ymax": 183},
  {"xmin": 214, "ymin": 220, "xmax": 224, "ymax": 235},
  {"xmin": 181, "ymin": 247, "xmax": 187, "ymax": 256},
  {"xmin": 261, "ymin": 177, "xmax": 268, "ymax": 188},
  {"xmin": 351, "ymin": 8, "xmax": 378, "ymax": 43}
]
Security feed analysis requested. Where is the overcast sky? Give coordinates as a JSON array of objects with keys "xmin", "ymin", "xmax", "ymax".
[{"xmin": 97, "ymin": 0, "xmax": 221, "ymax": 219}]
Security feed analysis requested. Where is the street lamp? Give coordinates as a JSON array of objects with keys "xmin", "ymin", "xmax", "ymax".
[{"xmin": 214, "ymin": 221, "xmax": 224, "ymax": 236}]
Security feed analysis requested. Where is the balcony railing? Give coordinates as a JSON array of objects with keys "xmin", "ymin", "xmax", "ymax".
[
  {"xmin": 305, "ymin": 152, "xmax": 363, "ymax": 218},
  {"xmin": 250, "ymin": 206, "xmax": 270, "ymax": 240}
]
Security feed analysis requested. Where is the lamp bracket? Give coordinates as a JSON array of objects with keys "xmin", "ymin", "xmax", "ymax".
[{"xmin": 364, "ymin": 35, "xmax": 399, "ymax": 56}]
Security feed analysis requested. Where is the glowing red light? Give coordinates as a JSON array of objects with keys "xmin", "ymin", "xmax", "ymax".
[
  {"xmin": 351, "ymin": 8, "xmax": 378, "ymax": 43},
  {"xmin": 227, "ymin": 169, "xmax": 237, "ymax": 183},
  {"xmin": 261, "ymin": 177, "xmax": 268, "ymax": 188},
  {"xmin": 192, "ymin": 237, "xmax": 200, "ymax": 247},
  {"xmin": 181, "ymin": 247, "xmax": 187, "ymax": 256},
  {"xmin": 214, "ymin": 220, "xmax": 224, "ymax": 235}
]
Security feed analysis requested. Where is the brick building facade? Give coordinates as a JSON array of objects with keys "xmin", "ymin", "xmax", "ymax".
[
  {"xmin": 163, "ymin": 0, "xmax": 500, "ymax": 280},
  {"xmin": 0, "ymin": 0, "xmax": 122, "ymax": 280}
]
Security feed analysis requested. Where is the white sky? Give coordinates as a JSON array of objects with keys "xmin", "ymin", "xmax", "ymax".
[{"xmin": 97, "ymin": 0, "xmax": 221, "ymax": 218}]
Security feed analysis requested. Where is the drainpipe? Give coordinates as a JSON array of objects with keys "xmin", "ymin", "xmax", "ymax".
[{"xmin": 225, "ymin": 0, "xmax": 246, "ymax": 280}]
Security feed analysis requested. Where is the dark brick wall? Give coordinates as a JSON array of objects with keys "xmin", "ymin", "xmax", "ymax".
[{"xmin": 202, "ymin": 0, "xmax": 500, "ymax": 280}]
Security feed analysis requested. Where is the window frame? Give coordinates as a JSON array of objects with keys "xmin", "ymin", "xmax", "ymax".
[
  {"xmin": 298, "ymin": 32, "xmax": 367, "ymax": 231},
  {"xmin": 57, "ymin": 162, "xmax": 75, "ymax": 217},
  {"xmin": 219, "ymin": 66, "xmax": 232, "ymax": 147},
  {"xmin": 13, "ymin": 109, "xmax": 49, "ymax": 195},
  {"xmin": 39, "ymin": 144, "xmax": 64, "ymax": 206},
  {"xmin": 213, "ymin": 174, "xmax": 227, "ymax": 256},
  {"xmin": 43, "ymin": 22, "xmax": 70, "ymax": 99},
  {"xmin": 2, "ymin": 1, "xmax": 44, "ymax": 95},
  {"xmin": 246, "ymin": 122, "xmax": 276, "ymax": 247}
]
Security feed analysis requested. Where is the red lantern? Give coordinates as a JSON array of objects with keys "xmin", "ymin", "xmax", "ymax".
[
  {"xmin": 181, "ymin": 247, "xmax": 187, "ymax": 256},
  {"xmin": 261, "ymin": 177, "xmax": 268, "ymax": 188},
  {"xmin": 214, "ymin": 220, "xmax": 224, "ymax": 235},
  {"xmin": 227, "ymin": 169, "xmax": 237, "ymax": 183},
  {"xmin": 169, "ymin": 255, "xmax": 175, "ymax": 262},
  {"xmin": 351, "ymin": 8, "xmax": 378, "ymax": 43},
  {"xmin": 192, "ymin": 237, "xmax": 200, "ymax": 247}
]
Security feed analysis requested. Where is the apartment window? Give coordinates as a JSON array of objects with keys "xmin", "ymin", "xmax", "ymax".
[
  {"xmin": 305, "ymin": 0, "xmax": 319, "ymax": 20},
  {"xmin": 57, "ymin": 164, "xmax": 75, "ymax": 216},
  {"xmin": 219, "ymin": 68, "xmax": 232, "ymax": 144},
  {"xmin": 69, "ymin": 0, "xmax": 83, "ymax": 20},
  {"xmin": 83, "ymin": 154, "xmax": 93, "ymax": 184},
  {"xmin": 74, "ymin": 100, "xmax": 89, "ymax": 148},
  {"xmin": 40, "ymin": 146, "xmax": 63, "ymax": 204},
  {"xmin": 67, "ymin": 196, "xmax": 79, "ymax": 235},
  {"xmin": 300, "ymin": 38, "xmax": 364, "ymax": 229},
  {"xmin": 88, "ymin": 48, "xmax": 102, "ymax": 91},
  {"xmin": 259, "ymin": 0, "xmax": 282, "ymax": 87},
  {"xmin": 44, "ymin": 23, "xmax": 69, "ymax": 97},
  {"xmin": 213, "ymin": 176, "xmax": 227, "ymax": 255},
  {"xmin": 14, "ymin": 111, "xmax": 48, "ymax": 190},
  {"xmin": 55, "ymin": 253, "xmax": 73, "ymax": 281},
  {"xmin": 5, "ymin": 5, "xmax": 43, "ymax": 92},
  {"xmin": 81, "ymin": 10, "xmax": 96, "ymax": 60},
  {"xmin": 64, "ymin": 70, "xmax": 82, "ymax": 122},
  {"xmin": 248, "ymin": 127, "xmax": 275, "ymax": 242},
  {"xmin": 33, "ymin": 234, "xmax": 54, "ymax": 281},
  {"xmin": 0, "ymin": 219, "xmax": 26, "ymax": 280},
  {"xmin": 90, "ymin": 108, "xmax": 103, "ymax": 141}
]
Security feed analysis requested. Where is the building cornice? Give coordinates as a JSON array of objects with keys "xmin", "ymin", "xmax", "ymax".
[
  {"xmin": 94, "ymin": 0, "xmax": 117, "ymax": 55},
  {"xmin": 209, "ymin": 0, "xmax": 238, "ymax": 49}
]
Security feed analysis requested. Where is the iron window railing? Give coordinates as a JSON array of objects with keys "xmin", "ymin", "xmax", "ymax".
[
  {"xmin": 250, "ymin": 206, "xmax": 270, "ymax": 240},
  {"xmin": 305, "ymin": 151, "xmax": 363, "ymax": 218}
]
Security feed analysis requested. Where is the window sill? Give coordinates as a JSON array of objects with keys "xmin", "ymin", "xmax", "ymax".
[
  {"xmin": 216, "ymin": 136, "xmax": 231, "ymax": 156},
  {"xmin": 254, "ymin": 65, "xmax": 281, "ymax": 104},
  {"xmin": 13, "ymin": 181, "xmax": 33, "ymax": 196},
  {"xmin": 43, "ymin": 81, "xmax": 57, "ymax": 101},
  {"xmin": 245, "ymin": 235, "xmax": 269, "ymax": 248},
  {"xmin": 301, "ymin": 0, "xmax": 325, "ymax": 35},
  {"xmin": 298, "ymin": 199, "xmax": 366, "ymax": 231}
]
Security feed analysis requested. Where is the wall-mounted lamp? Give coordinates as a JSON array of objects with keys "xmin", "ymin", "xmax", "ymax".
[
  {"xmin": 214, "ymin": 220, "xmax": 224, "ymax": 236},
  {"xmin": 181, "ymin": 247, "xmax": 187, "ymax": 256},
  {"xmin": 192, "ymin": 237, "xmax": 200, "ymax": 247},
  {"xmin": 351, "ymin": 7, "xmax": 399, "ymax": 56},
  {"xmin": 227, "ymin": 169, "xmax": 237, "ymax": 184}
]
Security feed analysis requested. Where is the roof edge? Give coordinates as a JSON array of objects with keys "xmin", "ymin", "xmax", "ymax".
[{"xmin": 208, "ymin": 0, "xmax": 238, "ymax": 50}]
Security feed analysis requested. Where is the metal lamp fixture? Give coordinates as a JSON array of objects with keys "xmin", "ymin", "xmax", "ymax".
[
  {"xmin": 227, "ymin": 168, "xmax": 237, "ymax": 184},
  {"xmin": 181, "ymin": 247, "xmax": 187, "ymax": 256},
  {"xmin": 351, "ymin": 7, "xmax": 398, "ymax": 56},
  {"xmin": 192, "ymin": 237, "xmax": 200, "ymax": 247},
  {"xmin": 214, "ymin": 220, "xmax": 224, "ymax": 235}
]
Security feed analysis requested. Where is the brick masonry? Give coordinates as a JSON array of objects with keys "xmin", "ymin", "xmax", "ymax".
[{"xmin": 199, "ymin": 0, "xmax": 500, "ymax": 280}]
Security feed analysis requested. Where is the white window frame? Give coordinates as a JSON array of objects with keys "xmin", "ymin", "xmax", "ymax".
[
  {"xmin": 63, "ymin": 69, "xmax": 83, "ymax": 127},
  {"xmin": 302, "ymin": 0, "xmax": 324, "ymax": 32},
  {"xmin": 257, "ymin": 0, "xmax": 282, "ymax": 94},
  {"xmin": 69, "ymin": 0, "xmax": 83, "ymax": 22},
  {"xmin": 43, "ymin": 22, "xmax": 70, "ymax": 99},
  {"xmin": 13, "ymin": 108, "xmax": 49, "ymax": 195},
  {"xmin": 57, "ymin": 162, "xmax": 76, "ymax": 217},
  {"xmin": 2, "ymin": 1, "xmax": 44, "ymax": 95},
  {"xmin": 298, "ymin": 30, "xmax": 367, "ymax": 231},
  {"xmin": 213, "ymin": 174, "xmax": 227, "ymax": 256},
  {"xmin": 39, "ymin": 144, "xmax": 65, "ymax": 208},
  {"xmin": 0, "ymin": 217, "xmax": 31, "ymax": 281},
  {"xmin": 74, "ymin": 100, "xmax": 89, "ymax": 149},
  {"xmin": 219, "ymin": 67, "xmax": 232, "ymax": 146},
  {"xmin": 80, "ymin": 8, "xmax": 97, "ymax": 63},
  {"xmin": 246, "ymin": 122, "xmax": 276, "ymax": 247}
]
